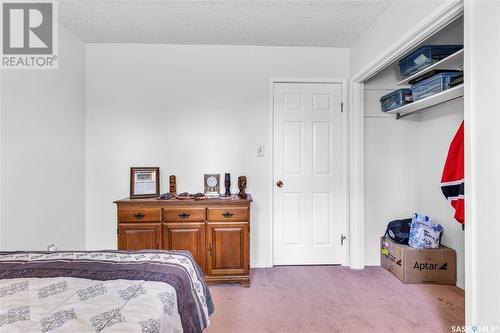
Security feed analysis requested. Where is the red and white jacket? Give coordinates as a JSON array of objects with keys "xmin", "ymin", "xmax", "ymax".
[{"xmin": 441, "ymin": 121, "xmax": 464, "ymax": 224}]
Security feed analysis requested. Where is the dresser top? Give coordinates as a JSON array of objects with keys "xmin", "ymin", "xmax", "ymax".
[{"xmin": 115, "ymin": 194, "xmax": 252, "ymax": 206}]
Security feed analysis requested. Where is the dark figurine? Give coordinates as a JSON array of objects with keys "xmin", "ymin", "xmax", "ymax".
[
  {"xmin": 158, "ymin": 192, "xmax": 174, "ymax": 200},
  {"xmin": 169, "ymin": 175, "xmax": 177, "ymax": 195},
  {"xmin": 238, "ymin": 176, "xmax": 247, "ymax": 199},
  {"xmin": 224, "ymin": 173, "xmax": 231, "ymax": 197},
  {"xmin": 194, "ymin": 193, "xmax": 207, "ymax": 201}
]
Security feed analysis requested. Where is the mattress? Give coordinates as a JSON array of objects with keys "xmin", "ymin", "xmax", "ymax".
[{"xmin": 0, "ymin": 250, "xmax": 213, "ymax": 333}]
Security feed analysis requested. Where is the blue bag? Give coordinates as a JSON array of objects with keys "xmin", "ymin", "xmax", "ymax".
[{"xmin": 408, "ymin": 213, "xmax": 443, "ymax": 249}]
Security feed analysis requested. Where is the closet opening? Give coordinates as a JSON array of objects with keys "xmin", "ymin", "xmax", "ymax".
[{"xmin": 362, "ymin": 11, "xmax": 465, "ymax": 318}]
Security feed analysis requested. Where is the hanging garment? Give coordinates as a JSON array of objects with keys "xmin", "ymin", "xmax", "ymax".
[{"xmin": 441, "ymin": 121, "xmax": 464, "ymax": 224}]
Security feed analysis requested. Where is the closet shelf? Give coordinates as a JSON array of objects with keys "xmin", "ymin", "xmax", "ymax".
[
  {"xmin": 386, "ymin": 84, "xmax": 464, "ymax": 118},
  {"xmin": 396, "ymin": 49, "xmax": 464, "ymax": 87}
]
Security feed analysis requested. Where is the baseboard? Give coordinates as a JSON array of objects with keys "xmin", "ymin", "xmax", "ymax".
[
  {"xmin": 365, "ymin": 259, "xmax": 381, "ymax": 266},
  {"xmin": 250, "ymin": 264, "xmax": 272, "ymax": 268}
]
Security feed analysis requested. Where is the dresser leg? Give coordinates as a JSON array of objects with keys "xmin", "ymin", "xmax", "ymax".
[{"xmin": 240, "ymin": 278, "xmax": 251, "ymax": 287}]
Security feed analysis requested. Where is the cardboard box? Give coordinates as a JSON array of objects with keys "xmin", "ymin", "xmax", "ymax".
[{"xmin": 381, "ymin": 237, "xmax": 456, "ymax": 285}]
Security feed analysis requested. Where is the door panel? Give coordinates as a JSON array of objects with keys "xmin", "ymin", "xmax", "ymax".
[
  {"xmin": 312, "ymin": 192, "xmax": 333, "ymax": 246},
  {"xmin": 273, "ymin": 82, "xmax": 343, "ymax": 265},
  {"xmin": 163, "ymin": 223, "xmax": 205, "ymax": 271},
  {"xmin": 118, "ymin": 223, "xmax": 161, "ymax": 250},
  {"xmin": 283, "ymin": 192, "xmax": 302, "ymax": 246},
  {"xmin": 206, "ymin": 222, "xmax": 249, "ymax": 276},
  {"xmin": 313, "ymin": 122, "xmax": 332, "ymax": 175},
  {"xmin": 283, "ymin": 121, "xmax": 304, "ymax": 175}
]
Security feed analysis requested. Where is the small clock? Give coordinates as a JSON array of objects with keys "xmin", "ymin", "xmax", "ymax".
[{"xmin": 204, "ymin": 174, "xmax": 220, "ymax": 196}]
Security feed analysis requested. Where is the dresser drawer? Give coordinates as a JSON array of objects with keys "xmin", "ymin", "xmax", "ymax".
[
  {"xmin": 163, "ymin": 208, "xmax": 206, "ymax": 222},
  {"xmin": 207, "ymin": 207, "xmax": 249, "ymax": 222},
  {"xmin": 118, "ymin": 208, "xmax": 161, "ymax": 222}
]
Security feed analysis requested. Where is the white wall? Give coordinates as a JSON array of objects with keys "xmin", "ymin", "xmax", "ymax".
[
  {"xmin": 0, "ymin": 71, "xmax": 3, "ymax": 250},
  {"xmin": 364, "ymin": 72, "xmax": 420, "ymax": 266},
  {"xmin": 0, "ymin": 26, "xmax": 86, "ymax": 250},
  {"xmin": 464, "ymin": 0, "xmax": 500, "ymax": 327},
  {"xmin": 85, "ymin": 44, "xmax": 349, "ymax": 266},
  {"xmin": 350, "ymin": 0, "xmax": 446, "ymax": 77},
  {"xmin": 417, "ymin": 102, "xmax": 464, "ymax": 288}
]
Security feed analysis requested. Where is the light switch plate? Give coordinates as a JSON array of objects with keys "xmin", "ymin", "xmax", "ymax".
[{"xmin": 257, "ymin": 145, "xmax": 264, "ymax": 157}]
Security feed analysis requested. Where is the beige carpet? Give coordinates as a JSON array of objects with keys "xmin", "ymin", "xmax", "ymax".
[{"xmin": 205, "ymin": 266, "xmax": 464, "ymax": 333}]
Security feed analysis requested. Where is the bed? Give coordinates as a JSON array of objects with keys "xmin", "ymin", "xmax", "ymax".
[{"xmin": 0, "ymin": 250, "xmax": 213, "ymax": 333}]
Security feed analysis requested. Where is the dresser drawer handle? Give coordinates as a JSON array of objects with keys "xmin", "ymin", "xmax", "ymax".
[
  {"xmin": 222, "ymin": 212, "xmax": 234, "ymax": 218},
  {"xmin": 178, "ymin": 213, "xmax": 191, "ymax": 219},
  {"xmin": 134, "ymin": 213, "xmax": 145, "ymax": 219}
]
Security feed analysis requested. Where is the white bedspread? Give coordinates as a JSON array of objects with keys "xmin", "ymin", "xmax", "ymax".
[{"xmin": 0, "ymin": 251, "xmax": 213, "ymax": 333}]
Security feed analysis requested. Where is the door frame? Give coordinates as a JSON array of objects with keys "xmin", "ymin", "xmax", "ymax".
[
  {"xmin": 269, "ymin": 78, "xmax": 348, "ymax": 267},
  {"xmin": 349, "ymin": 0, "xmax": 463, "ymax": 270},
  {"xmin": 348, "ymin": 0, "xmax": 476, "ymax": 324}
]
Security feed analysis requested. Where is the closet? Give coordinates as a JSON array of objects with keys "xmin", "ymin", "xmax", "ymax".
[{"xmin": 363, "ymin": 16, "xmax": 465, "ymax": 288}]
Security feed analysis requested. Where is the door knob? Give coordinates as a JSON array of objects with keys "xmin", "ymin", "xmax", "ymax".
[{"xmin": 276, "ymin": 180, "xmax": 283, "ymax": 188}]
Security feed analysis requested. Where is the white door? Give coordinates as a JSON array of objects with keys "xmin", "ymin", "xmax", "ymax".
[{"xmin": 273, "ymin": 82, "xmax": 344, "ymax": 265}]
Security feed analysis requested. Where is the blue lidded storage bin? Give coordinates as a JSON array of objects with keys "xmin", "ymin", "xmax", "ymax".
[
  {"xmin": 399, "ymin": 45, "xmax": 463, "ymax": 77},
  {"xmin": 379, "ymin": 89, "xmax": 413, "ymax": 112},
  {"xmin": 411, "ymin": 72, "xmax": 463, "ymax": 101}
]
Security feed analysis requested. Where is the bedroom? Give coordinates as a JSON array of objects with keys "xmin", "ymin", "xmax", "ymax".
[{"xmin": 0, "ymin": 0, "xmax": 499, "ymax": 332}]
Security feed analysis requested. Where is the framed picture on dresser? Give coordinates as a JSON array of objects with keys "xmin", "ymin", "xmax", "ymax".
[{"xmin": 130, "ymin": 167, "xmax": 160, "ymax": 198}]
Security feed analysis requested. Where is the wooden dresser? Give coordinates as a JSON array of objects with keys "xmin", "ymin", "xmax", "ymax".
[{"xmin": 114, "ymin": 195, "xmax": 252, "ymax": 286}]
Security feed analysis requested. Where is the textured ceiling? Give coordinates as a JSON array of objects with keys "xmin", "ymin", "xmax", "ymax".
[{"xmin": 61, "ymin": 0, "xmax": 392, "ymax": 47}]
